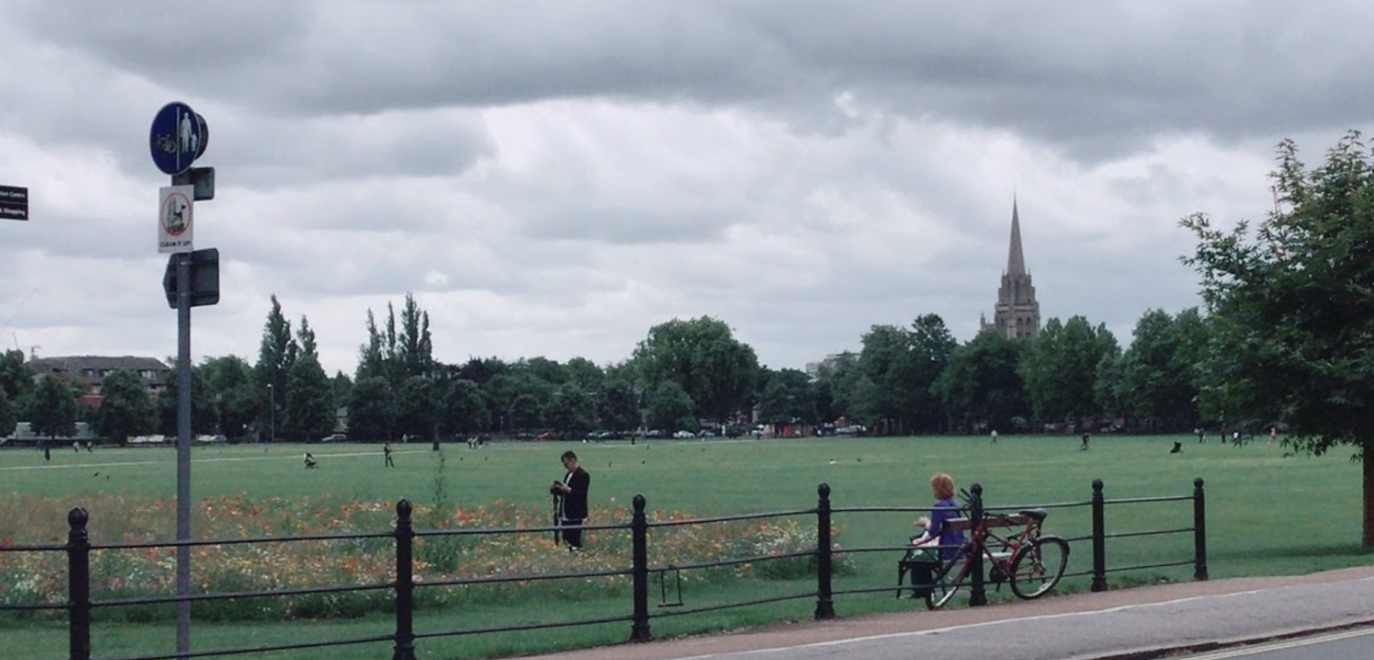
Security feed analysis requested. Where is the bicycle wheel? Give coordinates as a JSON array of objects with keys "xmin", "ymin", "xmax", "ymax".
[
  {"xmin": 1009, "ymin": 535, "xmax": 1069, "ymax": 599},
  {"xmin": 924, "ymin": 556, "xmax": 967, "ymax": 610}
]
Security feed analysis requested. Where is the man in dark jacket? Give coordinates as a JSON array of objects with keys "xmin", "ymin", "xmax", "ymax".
[{"xmin": 551, "ymin": 450, "xmax": 591, "ymax": 549}]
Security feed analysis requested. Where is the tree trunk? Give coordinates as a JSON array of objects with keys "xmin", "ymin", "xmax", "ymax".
[{"xmin": 1365, "ymin": 439, "xmax": 1374, "ymax": 548}]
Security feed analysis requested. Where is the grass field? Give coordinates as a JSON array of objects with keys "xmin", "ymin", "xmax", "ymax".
[{"xmin": 2, "ymin": 433, "xmax": 1370, "ymax": 660}]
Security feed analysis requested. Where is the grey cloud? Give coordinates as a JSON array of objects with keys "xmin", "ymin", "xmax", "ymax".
[{"xmin": 17, "ymin": 1, "xmax": 1374, "ymax": 164}]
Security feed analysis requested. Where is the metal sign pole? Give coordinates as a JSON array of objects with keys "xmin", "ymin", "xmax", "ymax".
[
  {"xmin": 175, "ymin": 251, "xmax": 192, "ymax": 659},
  {"xmin": 150, "ymin": 101, "xmax": 211, "ymax": 660}
]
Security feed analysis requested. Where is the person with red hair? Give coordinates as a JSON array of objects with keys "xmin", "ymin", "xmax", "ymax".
[{"xmin": 911, "ymin": 472, "xmax": 966, "ymax": 561}]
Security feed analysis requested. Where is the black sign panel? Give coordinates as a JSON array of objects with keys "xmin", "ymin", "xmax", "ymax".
[
  {"xmin": 162, "ymin": 248, "xmax": 220, "ymax": 308},
  {"xmin": 0, "ymin": 185, "xmax": 27, "ymax": 221},
  {"xmin": 171, "ymin": 167, "xmax": 215, "ymax": 201}
]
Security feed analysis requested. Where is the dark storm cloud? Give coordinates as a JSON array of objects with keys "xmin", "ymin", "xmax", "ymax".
[{"xmin": 20, "ymin": 1, "xmax": 1373, "ymax": 161}]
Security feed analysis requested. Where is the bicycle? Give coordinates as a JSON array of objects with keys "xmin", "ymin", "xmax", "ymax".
[{"xmin": 919, "ymin": 495, "xmax": 1070, "ymax": 610}]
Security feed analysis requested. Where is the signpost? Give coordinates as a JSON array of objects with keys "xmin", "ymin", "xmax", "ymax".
[
  {"xmin": 150, "ymin": 101, "xmax": 214, "ymax": 660},
  {"xmin": 0, "ymin": 185, "xmax": 28, "ymax": 221},
  {"xmin": 149, "ymin": 102, "xmax": 204, "ymax": 176}
]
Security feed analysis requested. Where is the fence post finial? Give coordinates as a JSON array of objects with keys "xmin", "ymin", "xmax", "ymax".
[
  {"xmin": 392, "ymin": 499, "xmax": 416, "ymax": 660},
  {"xmin": 630, "ymin": 494, "xmax": 652, "ymax": 642},
  {"xmin": 1091, "ymin": 479, "xmax": 1107, "ymax": 591},
  {"xmin": 1193, "ymin": 478, "xmax": 1208, "ymax": 581},
  {"xmin": 814, "ymin": 483, "xmax": 834, "ymax": 620},
  {"xmin": 968, "ymin": 483, "xmax": 986, "ymax": 606},
  {"xmin": 68, "ymin": 507, "xmax": 91, "ymax": 660}
]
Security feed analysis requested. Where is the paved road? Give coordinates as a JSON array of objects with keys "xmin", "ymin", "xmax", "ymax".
[
  {"xmin": 521, "ymin": 566, "xmax": 1374, "ymax": 660},
  {"xmin": 1177, "ymin": 627, "xmax": 1374, "ymax": 659}
]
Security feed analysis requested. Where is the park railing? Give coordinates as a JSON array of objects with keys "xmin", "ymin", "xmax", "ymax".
[{"xmin": 0, "ymin": 478, "xmax": 1206, "ymax": 660}]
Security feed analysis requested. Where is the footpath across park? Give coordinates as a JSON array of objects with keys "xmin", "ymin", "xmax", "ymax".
[{"xmin": 523, "ymin": 565, "xmax": 1374, "ymax": 660}]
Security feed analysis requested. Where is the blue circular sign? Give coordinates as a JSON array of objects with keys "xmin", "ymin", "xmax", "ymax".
[{"xmin": 149, "ymin": 102, "xmax": 204, "ymax": 175}]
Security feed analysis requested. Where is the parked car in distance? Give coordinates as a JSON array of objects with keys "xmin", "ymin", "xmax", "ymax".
[
  {"xmin": 320, "ymin": 433, "xmax": 347, "ymax": 442},
  {"xmin": 673, "ymin": 430, "xmax": 696, "ymax": 439},
  {"xmin": 536, "ymin": 431, "xmax": 558, "ymax": 440}
]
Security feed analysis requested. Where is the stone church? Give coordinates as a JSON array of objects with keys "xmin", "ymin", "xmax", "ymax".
[{"xmin": 981, "ymin": 200, "xmax": 1041, "ymax": 339}]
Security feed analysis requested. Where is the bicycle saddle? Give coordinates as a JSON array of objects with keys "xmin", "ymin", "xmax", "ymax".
[{"xmin": 1018, "ymin": 508, "xmax": 1047, "ymax": 521}]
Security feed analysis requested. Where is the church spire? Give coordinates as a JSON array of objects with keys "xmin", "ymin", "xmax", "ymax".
[
  {"xmin": 1006, "ymin": 197, "xmax": 1027, "ymax": 277},
  {"xmin": 982, "ymin": 197, "xmax": 1041, "ymax": 340}
]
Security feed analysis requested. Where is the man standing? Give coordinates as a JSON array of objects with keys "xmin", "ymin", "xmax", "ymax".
[
  {"xmin": 989, "ymin": 429, "xmax": 998, "ymax": 444},
  {"xmin": 551, "ymin": 450, "xmax": 591, "ymax": 549},
  {"xmin": 384, "ymin": 442, "xmax": 395, "ymax": 468}
]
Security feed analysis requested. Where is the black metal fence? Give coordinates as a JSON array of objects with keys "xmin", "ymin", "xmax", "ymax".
[{"xmin": 0, "ymin": 478, "xmax": 1206, "ymax": 660}]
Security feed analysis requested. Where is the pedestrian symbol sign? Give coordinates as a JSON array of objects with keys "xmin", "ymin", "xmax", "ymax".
[
  {"xmin": 149, "ymin": 102, "xmax": 205, "ymax": 176},
  {"xmin": 158, "ymin": 185, "xmax": 194, "ymax": 253}
]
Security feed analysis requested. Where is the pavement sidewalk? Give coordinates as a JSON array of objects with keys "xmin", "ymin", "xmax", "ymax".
[{"xmin": 520, "ymin": 565, "xmax": 1374, "ymax": 660}]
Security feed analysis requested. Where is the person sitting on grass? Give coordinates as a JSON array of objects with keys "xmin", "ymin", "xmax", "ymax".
[{"xmin": 303, "ymin": 452, "xmax": 317, "ymax": 469}]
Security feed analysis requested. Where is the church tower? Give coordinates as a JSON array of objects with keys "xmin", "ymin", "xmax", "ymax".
[{"xmin": 986, "ymin": 199, "xmax": 1040, "ymax": 340}]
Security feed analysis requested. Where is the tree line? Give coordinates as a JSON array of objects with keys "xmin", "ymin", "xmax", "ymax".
[{"xmin": 0, "ymin": 297, "xmax": 1221, "ymax": 444}]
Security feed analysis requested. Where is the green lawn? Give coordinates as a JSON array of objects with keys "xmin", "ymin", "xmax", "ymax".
[{"xmin": 1, "ymin": 434, "xmax": 1369, "ymax": 660}]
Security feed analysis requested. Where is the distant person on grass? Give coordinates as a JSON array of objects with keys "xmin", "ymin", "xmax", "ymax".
[
  {"xmin": 1080, "ymin": 432, "xmax": 1091, "ymax": 451},
  {"xmin": 384, "ymin": 442, "xmax": 395, "ymax": 467},
  {"xmin": 990, "ymin": 429, "xmax": 998, "ymax": 444},
  {"xmin": 303, "ymin": 452, "xmax": 317, "ymax": 469},
  {"xmin": 550, "ymin": 450, "xmax": 590, "ymax": 550}
]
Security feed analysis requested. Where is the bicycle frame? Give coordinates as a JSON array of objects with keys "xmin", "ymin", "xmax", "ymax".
[{"xmin": 940, "ymin": 512, "xmax": 1042, "ymax": 588}]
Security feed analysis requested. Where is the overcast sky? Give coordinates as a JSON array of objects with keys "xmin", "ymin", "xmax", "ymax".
[{"xmin": 2, "ymin": 1, "xmax": 1371, "ymax": 377}]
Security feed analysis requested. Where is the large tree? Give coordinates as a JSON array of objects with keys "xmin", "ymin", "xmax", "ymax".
[
  {"xmin": 631, "ymin": 316, "xmax": 759, "ymax": 424},
  {"xmin": 645, "ymin": 380, "xmax": 696, "ymax": 432},
  {"xmin": 850, "ymin": 316, "xmax": 956, "ymax": 435},
  {"xmin": 1019, "ymin": 316, "xmax": 1118, "ymax": 428},
  {"xmin": 904, "ymin": 314, "xmax": 958, "ymax": 432},
  {"xmin": 596, "ymin": 375, "xmax": 642, "ymax": 434},
  {"xmin": 0, "ymin": 349, "xmax": 35, "ymax": 412},
  {"xmin": 94, "ymin": 369, "xmax": 154, "ymax": 444},
  {"xmin": 394, "ymin": 375, "xmax": 440, "ymax": 440},
  {"xmin": 934, "ymin": 328, "xmax": 1029, "ymax": 433},
  {"xmin": 283, "ymin": 355, "xmax": 336, "ymax": 441},
  {"xmin": 758, "ymin": 368, "xmax": 817, "ymax": 426},
  {"xmin": 441, "ymin": 378, "xmax": 490, "ymax": 437},
  {"xmin": 157, "ymin": 367, "xmax": 218, "ymax": 436},
  {"xmin": 357, "ymin": 294, "xmax": 434, "ymax": 387},
  {"xmin": 1181, "ymin": 132, "xmax": 1374, "ymax": 547},
  {"xmin": 255, "ymin": 296, "xmax": 298, "ymax": 438},
  {"xmin": 1117, "ymin": 309, "xmax": 1204, "ymax": 431},
  {"xmin": 199, "ymin": 355, "xmax": 258, "ymax": 440},
  {"xmin": 30, "ymin": 375, "xmax": 79, "ymax": 441},
  {"xmin": 546, "ymin": 383, "xmax": 596, "ymax": 439},
  {"xmin": 0, "ymin": 388, "xmax": 15, "ymax": 439},
  {"xmin": 813, "ymin": 352, "xmax": 861, "ymax": 423},
  {"xmin": 396, "ymin": 293, "xmax": 434, "ymax": 380},
  {"xmin": 855, "ymin": 324, "xmax": 910, "ymax": 433},
  {"xmin": 347, "ymin": 376, "xmax": 394, "ymax": 442}
]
